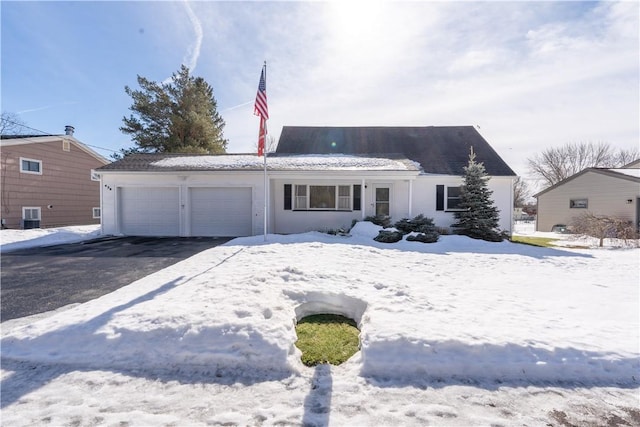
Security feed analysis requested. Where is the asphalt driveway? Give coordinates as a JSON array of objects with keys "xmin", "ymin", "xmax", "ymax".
[{"xmin": 1, "ymin": 236, "xmax": 231, "ymax": 322}]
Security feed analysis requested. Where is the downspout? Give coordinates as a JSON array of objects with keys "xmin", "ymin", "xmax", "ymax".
[
  {"xmin": 361, "ymin": 178, "xmax": 366, "ymax": 220},
  {"xmin": 408, "ymin": 179, "xmax": 413, "ymax": 217},
  {"xmin": 99, "ymin": 173, "xmax": 104, "ymax": 235}
]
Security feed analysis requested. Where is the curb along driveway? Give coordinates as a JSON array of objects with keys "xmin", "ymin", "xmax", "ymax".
[{"xmin": 1, "ymin": 236, "xmax": 231, "ymax": 322}]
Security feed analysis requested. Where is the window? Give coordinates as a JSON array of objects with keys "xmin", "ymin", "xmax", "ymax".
[
  {"xmin": 338, "ymin": 186, "xmax": 351, "ymax": 210},
  {"xmin": 90, "ymin": 170, "xmax": 100, "ymax": 181},
  {"xmin": 92, "ymin": 207, "xmax": 101, "ymax": 218},
  {"xmin": 570, "ymin": 199, "xmax": 588, "ymax": 209},
  {"xmin": 20, "ymin": 157, "xmax": 42, "ymax": 175},
  {"xmin": 292, "ymin": 184, "xmax": 352, "ymax": 210},
  {"xmin": 310, "ymin": 185, "xmax": 335, "ymax": 209},
  {"xmin": 23, "ymin": 207, "xmax": 41, "ymax": 220},
  {"xmin": 295, "ymin": 185, "xmax": 307, "ymax": 209},
  {"xmin": 375, "ymin": 187, "xmax": 390, "ymax": 216},
  {"xmin": 446, "ymin": 186, "xmax": 463, "ymax": 210},
  {"xmin": 436, "ymin": 185, "xmax": 465, "ymax": 211},
  {"xmin": 63, "ymin": 140, "xmax": 70, "ymax": 151}
]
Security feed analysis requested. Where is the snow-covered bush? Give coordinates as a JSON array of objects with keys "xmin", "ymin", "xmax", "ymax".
[
  {"xmin": 364, "ymin": 215, "xmax": 392, "ymax": 228},
  {"xmin": 394, "ymin": 214, "xmax": 440, "ymax": 243},
  {"xmin": 406, "ymin": 232, "xmax": 439, "ymax": 243},
  {"xmin": 373, "ymin": 229, "xmax": 403, "ymax": 243}
]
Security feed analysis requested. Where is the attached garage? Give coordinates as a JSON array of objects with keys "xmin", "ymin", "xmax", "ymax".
[
  {"xmin": 119, "ymin": 187, "xmax": 180, "ymax": 236},
  {"xmin": 190, "ymin": 187, "xmax": 252, "ymax": 237}
]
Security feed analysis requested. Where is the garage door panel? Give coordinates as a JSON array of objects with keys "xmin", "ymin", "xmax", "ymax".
[
  {"xmin": 191, "ymin": 187, "xmax": 252, "ymax": 237},
  {"xmin": 119, "ymin": 187, "xmax": 180, "ymax": 236}
]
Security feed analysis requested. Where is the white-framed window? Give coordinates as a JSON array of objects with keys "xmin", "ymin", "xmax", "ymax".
[
  {"xmin": 92, "ymin": 207, "xmax": 101, "ymax": 218},
  {"xmin": 446, "ymin": 186, "xmax": 463, "ymax": 210},
  {"xmin": 570, "ymin": 198, "xmax": 588, "ymax": 209},
  {"xmin": 23, "ymin": 207, "xmax": 41, "ymax": 220},
  {"xmin": 90, "ymin": 170, "xmax": 100, "ymax": 181},
  {"xmin": 293, "ymin": 184, "xmax": 352, "ymax": 210},
  {"xmin": 20, "ymin": 157, "xmax": 42, "ymax": 175},
  {"xmin": 295, "ymin": 185, "xmax": 307, "ymax": 210}
]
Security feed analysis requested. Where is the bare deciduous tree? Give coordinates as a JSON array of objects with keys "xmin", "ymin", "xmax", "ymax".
[
  {"xmin": 253, "ymin": 135, "xmax": 277, "ymax": 154},
  {"xmin": 513, "ymin": 176, "xmax": 531, "ymax": 208},
  {"xmin": 528, "ymin": 142, "xmax": 639, "ymax": 187},
  {"xmin": 0, "ymin": 112, "xmax": 27, "ymax": 135}
]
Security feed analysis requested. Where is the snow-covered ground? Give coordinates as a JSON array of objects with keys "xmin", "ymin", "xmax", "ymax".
[{"xmin": 1, "ymin": 223, "xmax": 639, "ymax": 426}]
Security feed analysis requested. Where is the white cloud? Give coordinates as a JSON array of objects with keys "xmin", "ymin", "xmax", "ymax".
[
  {"xmin": 181, "ymin": 0, "xmax": 203, "ymax": 72},
  {"xmin": 177, "ymin": 2, "xmax": 638, "ymax": 179}
]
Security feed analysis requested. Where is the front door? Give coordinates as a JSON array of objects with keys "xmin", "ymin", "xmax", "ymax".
[{"xmin": 374, "ymin": 186, "xmax": 390, "ymax": 217}]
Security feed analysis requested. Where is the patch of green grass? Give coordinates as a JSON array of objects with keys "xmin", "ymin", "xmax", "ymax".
[
  {"xmin": 295, "ymin": 314, "xmax": 360, "ymax": 366},
  {"xmin": 510, "ymin": 235, "xmax": 559, "ymax": 248}
]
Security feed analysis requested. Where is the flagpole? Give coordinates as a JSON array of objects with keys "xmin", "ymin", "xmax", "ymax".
[{"xmin": 262, "ymin": 61, "xmax": 268, "ymax": 242}]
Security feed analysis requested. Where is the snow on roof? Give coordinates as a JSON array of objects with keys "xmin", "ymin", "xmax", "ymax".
[
  {"xmin": 149, "ymin": 154, "xmax": 420, "ymax": 171},
  {"xmin": 609, "ymin": 168, "xmax": 640, "ymax": 178}
]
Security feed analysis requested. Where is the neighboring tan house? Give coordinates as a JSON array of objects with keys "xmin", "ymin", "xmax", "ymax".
[
  {"xmin": 96, "ymin": 126, "xmax": 516, "ymax": 237},
  {"xmin": 534, "ymin": 160, "xmax": 640, "ymax": 232},
  {"xmin": 0, "ymin": 127, "xmax": 110, "ymax": 229}
]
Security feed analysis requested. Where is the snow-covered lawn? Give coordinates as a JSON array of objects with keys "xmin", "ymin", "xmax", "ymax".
[{"xmin": 1, "ymin": 224, "xmax": 639, "ymax": 426}]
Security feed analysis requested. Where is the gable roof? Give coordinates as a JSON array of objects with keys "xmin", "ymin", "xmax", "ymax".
[
  {"xmin": 534, "ymin": 167, "xmax": 640, "ymax": 198},
  {"xmin": 275, "ymin": 126, "xmax": 516, "ymax": 176},
  {"xmin": 96, "ymin": 153, "xmax": 420, "ymax": 172},
  {"xmin": 0, "ymin": 134, "xmax": 110, "ymax": 164},
  {"xmin": 622, "ymin": 159, "xmax": 640, "ymax": 169}
]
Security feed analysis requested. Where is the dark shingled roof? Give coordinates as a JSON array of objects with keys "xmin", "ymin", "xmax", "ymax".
[{"xmin": 275, "ymin": 126, "xmax": 516, "ymax": 176}]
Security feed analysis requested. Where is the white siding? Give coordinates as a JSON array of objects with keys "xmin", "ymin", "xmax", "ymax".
[
  {"xmin": 101, "ymin": 172, "xmax": 264, "ymax": 236},
  {"xmin": 412, "ymin": 175, "xmax": 514, "ymax": 233}
]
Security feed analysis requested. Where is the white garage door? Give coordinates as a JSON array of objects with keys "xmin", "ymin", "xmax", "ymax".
[
  {"xmin": 119, "ymin": 187, "xmax": 180, "ymax": 236},
  {"xmin": 190, "ymin": 187, "xmax": 252, "ymax": 236}
]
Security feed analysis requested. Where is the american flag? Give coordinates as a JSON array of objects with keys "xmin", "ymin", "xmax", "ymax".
[{"xmin": 254, "ymin": 66, "xmax": 268, "ymax": 156}]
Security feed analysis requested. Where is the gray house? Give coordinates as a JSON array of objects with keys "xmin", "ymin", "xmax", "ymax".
[
  {"xmin": 97, "ymin": 126, "xmax": 517, "ymax": 237},
  {"xmin": 534, "ymin": 160, "xmax": 640, "ymax": 232}
]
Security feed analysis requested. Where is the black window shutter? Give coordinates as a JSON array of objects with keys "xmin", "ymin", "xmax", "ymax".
[
  {"xmin": 284, "ymin": 184, "xmax": 292, "ymax": 210},
  {"xmin": 353, "ymin": 185, "xmax": 361, "ymax": 211},
  {"xmin": 436, "ymin": 185, "xmax": 444, "ymax": 211}
]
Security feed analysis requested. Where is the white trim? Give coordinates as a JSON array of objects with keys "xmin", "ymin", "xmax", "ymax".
[
  {"xmin": 445, "ymin": 185, "xmax": 464, "ymax": 211},
  {"xmin": 2, "ymin": 136, "xmax": 110, "ymax": 164},
  {"xmin": 19, "ymin": 157, "xmax": 42, "ymax": 175},
  {"xmin": 92, "ymin": 207, "xmax": 101, "ymax": 219},
  {"xmin": 293, "ymin": 184, "xmax": 354, "ymax": 211},
  {"xmin": 22, "ymin": 206, "xmax": 41, "ymax": 220}
]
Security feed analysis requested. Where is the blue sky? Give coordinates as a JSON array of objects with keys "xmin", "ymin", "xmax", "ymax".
[{"xmin": 2, "ymin": 1, "xmax": 638, "ymax": 183}]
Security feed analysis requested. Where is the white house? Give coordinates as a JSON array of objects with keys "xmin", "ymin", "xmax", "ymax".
[{"xmin": 96, "ymin": 126, "xmax": 517, "ymax": 237}]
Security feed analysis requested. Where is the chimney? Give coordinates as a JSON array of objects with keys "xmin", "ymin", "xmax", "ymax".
[{"xmin": 64, "ymin": 125, "xmax": 75, "ymax": 136}]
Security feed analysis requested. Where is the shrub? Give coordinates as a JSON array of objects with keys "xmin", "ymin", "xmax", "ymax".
[
  {"xmin": 394, "ymin": 214, "xmax": 440, "ymax": 243},
  {"xmin": 571, "ymin": 212, "xmax": 639, "ymax": 247},
  {"xmin": 373, "ymin": 230, "xmax": 403, "ymax": 243},
  {"xmin": 364, "ymin": 215, "xmax": 392, "ymax": 228},
  {"xmin": 406, "ymin": 232, "xmax": 439, "ymax": 243},
  {"xmin": 394, "ymin": 214, "xmax": 438, "ymax": 235}
]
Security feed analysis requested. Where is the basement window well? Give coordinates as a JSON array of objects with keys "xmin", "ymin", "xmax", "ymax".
[{"xmin": 292, "ymin": 294, "xmax": 367, "ymax": 367}]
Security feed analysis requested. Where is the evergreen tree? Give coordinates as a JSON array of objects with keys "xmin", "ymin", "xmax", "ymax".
[
  {"xmin": 119, "ymin": 65, "xmax": 227, "ymax": 157},
  {"xmin": 451, "ymin": 147, "xmax": 503, "ymax": 242}
]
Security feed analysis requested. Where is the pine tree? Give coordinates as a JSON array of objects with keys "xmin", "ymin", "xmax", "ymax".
[
  {"xmin": 451, "ymin": 147, "xmax": 503, "ymax": 242},
  {"xmin": 118, "ymin": 65, "xmax": 227, "ymax": 158}
]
